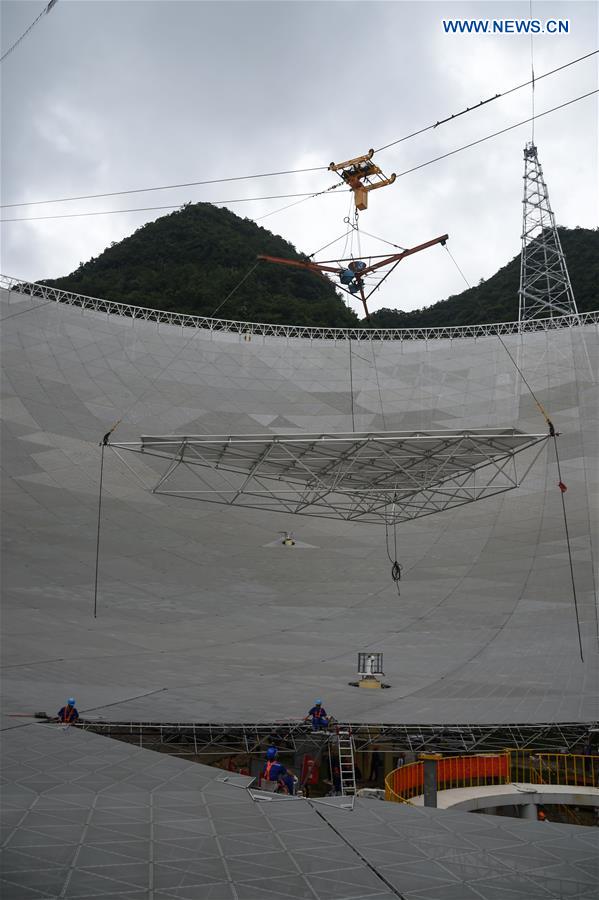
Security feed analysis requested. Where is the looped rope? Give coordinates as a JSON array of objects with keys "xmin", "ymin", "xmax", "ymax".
[{"xmin": 385, "ymin": 505, "xmax": 403, "ymax": 596}]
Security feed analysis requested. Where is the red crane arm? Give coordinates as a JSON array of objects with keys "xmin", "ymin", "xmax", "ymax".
[
  {"xmin": 257, "ymin": 255, "xmax": 342, "ymax": 276},
  {"xmin": 259, "ymin": 235, "xmax": 448, "ymax": 280},
  {"xmin": 359, "ymin": 234, "xmax": 448, "ymax": 276},
  {"xmin": 257, "ymin": 233, "xmax": 449, "ymax": 321}
]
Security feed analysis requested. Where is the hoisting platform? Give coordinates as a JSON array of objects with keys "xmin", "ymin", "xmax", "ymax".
[
  {"xmin": 257, "ymin": 146, "xmax": 448, "ymax": 319},
  {"xmin": 258, "ymin": 234, "xmax": 448, "ymax": 319},
  {"xmin": 328, "ymin": 148, "xmax": 396, "ymax": 211}
]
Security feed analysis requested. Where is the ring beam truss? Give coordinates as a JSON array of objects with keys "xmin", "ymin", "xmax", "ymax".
[
  {"xmin": 2, "ymin": 276, "xmax": 597, "ymax": 342},
  {"xmin": 109, "ymin": 429, "xmax": 549, "ymax": 525}
]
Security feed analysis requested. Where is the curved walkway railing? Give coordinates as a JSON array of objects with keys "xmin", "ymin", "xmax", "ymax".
[
  {"xmin": 385, "ymin": 751, "xmax": 599, "ymax": 804},
  {"xmin": 2, "ymin": 274, "xmax": 598, "ymax": 342}
]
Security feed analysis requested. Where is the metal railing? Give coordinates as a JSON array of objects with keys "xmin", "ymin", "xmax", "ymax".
[
  {"xmin": 509, "ymin": 750, "xmax": 598, "ymax": 789},
  {"xmin": 2, "ymin": 274, "xmax": 598, "ymax": 342},
  {"xmin": 385, "ymin": 751, "xmax": 599, "ymax": 804}
]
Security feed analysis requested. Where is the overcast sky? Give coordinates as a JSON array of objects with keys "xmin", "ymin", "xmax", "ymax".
[{"xmin": 1, "ymin": 0, "xmax": 597, "ymax": 316}]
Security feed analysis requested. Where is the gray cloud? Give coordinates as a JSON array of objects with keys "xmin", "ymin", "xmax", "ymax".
[{"xmin": 1, "ymin": 0, "xmax": 597, "ymax": 315}]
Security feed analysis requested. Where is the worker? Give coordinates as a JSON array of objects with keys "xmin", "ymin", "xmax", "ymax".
[
  {"xmin": 57, "ymin": 698, "xmax": 79, "ymax": 725},
  {"xmin": 329, "ymin": 761, "xmax": 342, "ymax": 795},
  {"xmin": 261, "ymin": 748, "xmax": 296, "ymax": 795},
  {"xmin": 537, "ymin": 809, "xmax": 549, "ymax": 822},
  {"xmin": 306, "ymin": 700, "xmax": 329, "ymax": 731},
  {"xmin": 369, "ymin": 747, "xmax": 384, "ymax": 782}
]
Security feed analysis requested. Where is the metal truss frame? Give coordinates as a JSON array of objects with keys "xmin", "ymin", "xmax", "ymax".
[
  {"xmin": 257, "ymin": 234, "xmax": 449, "ymax": 320},
  {"xmin": 2, "ymin": 275, "xmax": 596, "ymax": 343},
  {"xmin": 109, "ymin": 430, "xmax": 549, "ymax": 526},
  {"xmin": 77, "ymin": 720, "xmax": 598, "ymax": 758},
  {"xmin": 519, "ymin": 143, "xmax": 579, "ymax": 322}
]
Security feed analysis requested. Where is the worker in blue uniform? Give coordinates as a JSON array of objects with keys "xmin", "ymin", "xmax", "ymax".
[
  {"xmin": 57, "ymin": 698, "xmax": 79, "ymax": 724},
  {"xmin": 261, "ymin": 747, "xmax": 296, "ymax": 794},
  {"xmin": 306, "ymin": 700, "xmax": 329, "ymax": 731}
]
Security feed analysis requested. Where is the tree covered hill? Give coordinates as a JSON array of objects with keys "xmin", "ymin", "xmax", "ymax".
[
  {"xmin": 43, "ymin": 203, "xmax": 359, "ymax": 327},
  {"xmin": 43, "ymin": 206, "xmax": 597, "ymax": 329},
  {"xmin": 368, "ymin": 227, "xmax": 598, "ymax": 329}
]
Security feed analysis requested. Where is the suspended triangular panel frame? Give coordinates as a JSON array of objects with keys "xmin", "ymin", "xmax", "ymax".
[{"xmin": 109, "ymin": 429, "xmax": 549, "ymax": 526}]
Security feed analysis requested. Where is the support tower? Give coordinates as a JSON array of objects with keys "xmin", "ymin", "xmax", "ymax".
[{"xmin": 518, "ymin": 142, "xmax": 579, "ymax": 323}]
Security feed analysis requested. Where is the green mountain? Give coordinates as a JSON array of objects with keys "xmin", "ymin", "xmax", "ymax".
[
  {"xmin": 43, "ymin": 203, "xmax": 359, "ymax": 328},
  {"xmin": 43, "ymin": 206, "xmax": 597, "ymax": 328},
  {"xmin": 367, "ymin": 227, "xmax": 598, "ymax": 329}
]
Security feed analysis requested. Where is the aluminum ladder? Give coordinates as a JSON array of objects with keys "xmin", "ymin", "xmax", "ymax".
[{"xmin": 337, "ymin": 728, "xmax": 356, "ymax": 796}]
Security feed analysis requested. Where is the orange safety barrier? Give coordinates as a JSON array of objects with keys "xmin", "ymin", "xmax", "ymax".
[
  {"xmin": 389, "ymin": 761, "xmax": 424, "ymax": 802},
  {"xmin": 438, "ymin": 754, "xmax": 508, "ymax": 789},
  {"xmin": 386, "ymin": 753, "xmax": 509, "ymax": 803},
  {"xmin": 386, "ymin": 751, "xmax": 599, "ymax": 804}
]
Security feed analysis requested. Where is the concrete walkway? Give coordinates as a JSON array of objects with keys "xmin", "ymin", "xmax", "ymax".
[{"xmin": 412, "ymin": 782, "xmax": 599, "ymax": 812}]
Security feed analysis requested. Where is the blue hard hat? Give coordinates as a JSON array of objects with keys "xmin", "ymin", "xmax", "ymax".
[
  {"xmin": 266, "ymin": 747, "xmax": 278, "ymax": 759},
  {"xmin": 315, "ymin": 700, "xmax": 322, "ymax": 705},
  {"xmin": 67, "ymin": 698, "xmax": 76, "ymax": 705}
]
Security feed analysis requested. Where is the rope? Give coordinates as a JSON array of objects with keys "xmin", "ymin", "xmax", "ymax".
[
  {"xmin": 385, "ymin": 508, "xmax": 403, "ymax": 596},
  {"xmin": 386, "ymin": 91, "xmax": 598, "ymax": 182},
  {"xmin": 496, "ymin": 335, "xmax": 554, "ymax": 430},
  {"xmin": 1, "ymin": 0, "xmax": 58, "ymax": 64},
  {"xmin": 340, "ymin": 194, "xmax": 354, "ymax": 261},
  {"xmin": 348, "ymin": 338, "xmax": 356, "ymax": 432},
  {"xmin": 0, "ymin": 161, "xmax": 327, "ymax": 208},
  {"xmin": 88, "ymin": 263, "xmax": 262, "ymax": 617},
  {"xmin": 354, "ymin": 227, "xmax": 406, "ymax": 252},
  {"xmin": 374, "ymin": 50, "xmax": 598, "ymax": 154},
  {"xmin": 530, "ymin": 0, "xmax": 536, "ymax": 143},
  {"xmin": 308, "ymin": 229, "xmax": 353, "ymax": 259},
  {"xmin": 15, "ymin": 264, "xmax": 260, "ymax": 620},
  {"xmin": 443, "ymin": 244, "xmax": 471, "ymax": 289},
  {"xmin": 1, "ymin": 191, "xmax": 344, "ymax": 224},
  {"xmin": 5, "ymin": 93, "xmax": 596, "ymax": 225},
  {"xmin": 442, "ymin": 232, "xmax": 582, "ymax": 661},
  {"xmin": 254, "ymin": 181, "xmax": 344, "ymax": 224},
  {"xmin": 210, "ymin": 261, "xmax": 260, "ymax": 318},
  {"xmin": 552, "ymin": 434, "xmax": 584, "ymax": 662},
  {"xmin": 495, "ymin": 334, "xmax": 584, "ymax": 662},
  {"xmin": 370, "ymin": 342, "xmax": 387, "ymax": 431},
  {"xmin": 92, "ymin": 420, "xmax": 122, "ymax": 618},
  {"xmin": 4, "ymin": 51, "xmax": 595, "ymax": 209}
]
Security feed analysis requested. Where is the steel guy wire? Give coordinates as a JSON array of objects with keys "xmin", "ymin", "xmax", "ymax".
[
  {"xmin": 3, "ymin": 50, "xmax": 595, "ymax": 209},
  {"xmin": 3, "ymin": 90, "xmax": 596, "ymax": 225}
]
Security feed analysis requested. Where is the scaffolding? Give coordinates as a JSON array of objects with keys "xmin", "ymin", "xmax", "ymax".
[{"xmin": 75, "ymin": 720, "xmax": 597, "ymax": 759}]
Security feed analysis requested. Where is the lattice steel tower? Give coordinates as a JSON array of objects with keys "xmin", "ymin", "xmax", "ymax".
[{"xmin": 518, "ymin": 142, "xmax": 579, "ymax": 323}]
